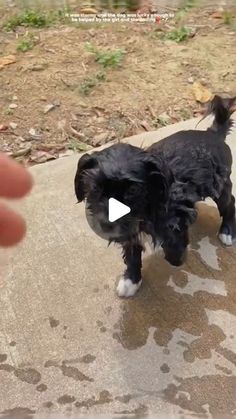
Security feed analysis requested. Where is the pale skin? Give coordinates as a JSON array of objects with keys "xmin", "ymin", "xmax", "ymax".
[{"xmin": 0, "ymin": 153, "xmax": 33, "ymax": 247}]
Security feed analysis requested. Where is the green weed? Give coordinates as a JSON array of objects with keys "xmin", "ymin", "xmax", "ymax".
[
  {"xmin": 85, "ymin": 42, "xmax": 125, "ymax": 68},
  {"xmin": 79, "ymin": 71, "xmax": 106, "ymax": 96},
  {"xmin": 3, "ymin": 8, "xmax": 69, "ymax": 31},
  {"xmin": 68, "ymin": 140, "xmax": 90, "ymax": 152},
  {"xmin": 165, "ymin": 26, "xmax": 191, "ymax": 42},
  {"xmin": 16, "ymin": 35, "xmax": 36, "ymax": 52},
  {"xmin": 223, "ymin": 10, "xmax": 234, "ymax": 25}
]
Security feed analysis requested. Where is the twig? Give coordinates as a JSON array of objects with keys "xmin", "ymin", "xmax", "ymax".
[
  {"xmin": 0, "ymin": 131, "xmax": 18, "ymax": 136},
  {"xmin": 70, "ymin": 125, "xmax": 85, "ymax": 139},
  {"xmin": 61, "ymin": 78, "xmax": 71, "ymax": 87}
]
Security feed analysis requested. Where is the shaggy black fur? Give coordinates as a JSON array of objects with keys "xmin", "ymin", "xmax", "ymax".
[{"xmin": 74, "ymin": 95, "xmax": 236, "ymax": 294}]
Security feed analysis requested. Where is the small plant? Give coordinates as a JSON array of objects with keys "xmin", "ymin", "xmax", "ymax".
[
  {"xmin": 3, "ymin": 9, "xmax": 65, "ymax": 31},
  {"xmin": 4, "ymin": 10, "xmax": 47, "ymax": 31},
  {"xmin": 4, "ymin": 108, "xmax": 13, "ymax": 115},
  {"xmin": 165, "ymin": 26, "xmax": 191, "ymax": 42},
  {"xmin": 179, "ymin": 108, "xmax": 192, "ymax": 120},
  {"xmin": 223, "ymin": 10, "xmax": 233, "ymax": 25},
  {"xmin": 85, "ymin": 42, "xmax": 125, "ymax": 68},
  {"xmin": 79, "ymin": 71, "xmax": 106, "ymax": 96},
  {"xmin": 154, "ymin": 115, "xmax": 170, "ymax": 128},
  {"xmin": 68, "ymin": 140, "xmax": 90, "ymax": 152},
  {"xmin": 16, "ymin": 35, "xmax": 35, "ymax": 52}
]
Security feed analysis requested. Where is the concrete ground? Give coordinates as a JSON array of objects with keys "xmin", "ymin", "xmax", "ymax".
[{"xmin": 0, "ymin": 116, "xmax": 236, "ymax": 417}]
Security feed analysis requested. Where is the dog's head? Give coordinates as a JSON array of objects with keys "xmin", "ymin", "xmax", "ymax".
[{"xmin": 74, "ymin": 143, "xmax": 169, "ymax": 241}]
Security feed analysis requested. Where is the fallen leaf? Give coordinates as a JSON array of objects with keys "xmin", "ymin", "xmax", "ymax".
[
  {"xmin": 192, "ymin": 81, "xmax": 213, "ymax": 103},
  {"xmin": 30, "ymin": 151, "xmax": 56, "ymax": 164},
  {"xmin": 43, "ymin": 101, "xmax": 60, "ymax": 114},
  {"xmin": 187, "ymin": 77, "xmax": 194, "ymax": 84},
  {"xmin": 140, "ymin": 121, "xmax": 151, "ymax": 131},
  {"xmin": 0, "ymin": 55, "xmax": 16, "ymax": 70},
  {"xmin": 12, "ymin": 146, "xmax": 31, "ymax": 158},
  {"xmin": 29, "ymin": 128, "xmax": 43, "ymax": 140},
  {"xmin": 17, "ymin": 136, "xmax": 29, "ymax": 142},
  {"xmin": 147, "ymin": 105, "xmax": 157, "ymax": 119},
  {"xmin": 9, "ymin": 122, "xmax": 17, "ymax": 130},
  {"xmin": 92, "ymin": 132, "xmax": 110, "ymax": 146},
  {"xmin": 92, "ymin": 106, "xmax": 105, "ymax": 117},
  {"xmin": 70, "ymin": 125, "xmax": 85, "ymax": 140},
  {"xmin": 0, "ymin": 124, "xmax": 8, "ymax": 132},
  {"xmin": 9, "ymin": 103, "xmax": 18, "ymax": 109}
]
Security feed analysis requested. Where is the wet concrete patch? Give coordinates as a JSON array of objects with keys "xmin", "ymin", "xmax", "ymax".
[
  {"xmin": 115, "ymin": 394, "xmax": 132, "ymax": 404},
  {"xmin": 36, "ymin": 384, "xmax": 48, "ymax": 392},
  {"xmin": 79, "ymin": 354, "xmax": 96, "ymax": 364},
  {"xmin": 61, "ymin": 364, "xmax": 93, "ymax": 382},
  {"xmin": 57, "ymin": 395, "xmax": 76, "ymax": 405},
  {"xmin": 0, "ymin": 407, "xmax": 35, "ymax": 418},
  {"xmin": 49, "ymin": 316, "xmax": 60, "ymax": 328},
  {"xmin": 215, "ymin": 364, "xmax": 232, "ymax": 375},
  {"xmin": 160, "ymin": 363, "xmax": 170, "ymax": 373},
  {"xmin": 0, "ymin": 364, "xmax": 14, "ymax": 372},
  {"xmin": 111, "ymin": 204, "xmax": 236, "ymax": 414},
  {"xmin": 0, "ymin": 355, "xmax": 7, "ymax": 363},
  {"xmin": 75, "ymin": 391, "xmax": 112, "ymax": 409},
  {"xmin": 44, "ymin": 360, "xmax": 94, "ymax": 382},
  {"xmin": 43, "ymin": 402, "xmax": 53, "ymax": 408},
  {"xmin": 164, "ymin": 375, "xmax": 236, "ymax": 415},
  {"xmin": 14, "ymin": 368, "xmax": 41, "ymax": 385}
]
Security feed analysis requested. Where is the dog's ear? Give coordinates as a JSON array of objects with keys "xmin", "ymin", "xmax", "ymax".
[
  {"xmin": 74, "ymin": 154, "xmax": 97, "ymax": 202},
  {"xmin": 167, "ymin": 180, "xmax": 198, "ymax": 231},
  {"xmin": 144, "ymin": 156, "xmax": 170, "ymax": 201}
]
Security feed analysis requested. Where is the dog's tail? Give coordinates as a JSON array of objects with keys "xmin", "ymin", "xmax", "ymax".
[{"xmin": 205, "ymin": 95, "xmax": 236, "ymax": 138}]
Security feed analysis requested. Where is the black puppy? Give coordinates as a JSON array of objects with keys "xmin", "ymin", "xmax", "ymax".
[{"xmin": 75, "ymin": 95, "xmax": 236, "ymax": 297}]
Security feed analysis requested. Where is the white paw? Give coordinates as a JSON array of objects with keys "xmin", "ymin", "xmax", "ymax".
[
  {"xmin": 219, "ymin": 233, "xmax": 233, "ymax": 246},
  {"xmin": 116, "ymin": 277, "xmax": 142, "ymax": 298}
]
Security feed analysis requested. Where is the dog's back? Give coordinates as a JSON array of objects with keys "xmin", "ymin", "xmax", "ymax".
[{"xmin": 148, "ymin": 95, "xmax": 236, "ymax": 201}]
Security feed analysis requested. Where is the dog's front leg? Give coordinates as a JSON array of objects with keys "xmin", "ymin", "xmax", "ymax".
[{"xmin": 117, "ymin": 242, "xmax": 143, "ymax": 298}]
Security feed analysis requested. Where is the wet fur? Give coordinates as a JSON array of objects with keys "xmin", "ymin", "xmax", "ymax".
[{"xmin": 75, "ymin": 95, "xmax": 236, "ymax": 296}]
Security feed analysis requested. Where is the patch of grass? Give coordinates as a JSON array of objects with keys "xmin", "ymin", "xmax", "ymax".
[
  {"xmin": 4, "ymin": 10, "xmax": 47, "ymax": 31},
  {"xmin": 79, "ymin": 71, "xmax": 106, "ymax": 96},
  {"xmin": 223, "ymin": 10, "xmax": 233, "ymax": 25},
  {"xmin": 179, "ymin": 108, "xmax": 192, "ymax": 120},
  {"xmin": 4, "ymin": 108, "xmax": 13, "ymax": 115},
  {"xmin": 85, "ymin": 42, "xmax": 125, "ymax": 68},
  {"xmin": 68, "ymin": 140, "xmax": 90, "ymax": 152},
  {"xmin": 3, "ymin": 8, "xmax": 68, "ymax": 31},
  {"xmin": 165, "ymin": 26, "xmax": 191, "ymax": 42},
  {"xmin": 16, "ymin": 35, "xmax": 36, "ymax": 52},
  {"xmin": 154, "ymin": 115, "xmax": 170, "ymax": 128}
]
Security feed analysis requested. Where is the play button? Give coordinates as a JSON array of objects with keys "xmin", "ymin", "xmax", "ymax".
[
  {"xmin": 108, "ymin": 198, "xmax": 130, "ymax": 222},
  {"xmin": 85, "ymin": 196, "xmax": 133, "ymax": 241}
]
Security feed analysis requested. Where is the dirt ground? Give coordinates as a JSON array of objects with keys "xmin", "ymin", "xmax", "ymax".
[{"xmin": 0, "ymin": 2, "xmax": 236, "ymax": 164}]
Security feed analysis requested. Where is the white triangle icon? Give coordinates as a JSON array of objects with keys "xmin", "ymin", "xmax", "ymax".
[{"xmin": 108, "ymin": 198, "xmax": 131, "ymax": 222}]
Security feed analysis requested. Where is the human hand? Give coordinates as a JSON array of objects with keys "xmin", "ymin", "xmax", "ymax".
[{"xmin": 0, "ymin": 153, "xmax": 33, "ymax": 246}]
